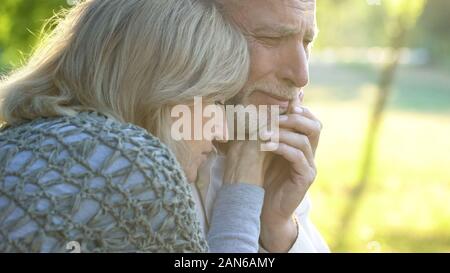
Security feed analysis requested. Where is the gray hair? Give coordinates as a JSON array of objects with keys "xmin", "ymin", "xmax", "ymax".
[{"xmin": 0, "ymin": 0, "xmax": 250, "ymax": 159}]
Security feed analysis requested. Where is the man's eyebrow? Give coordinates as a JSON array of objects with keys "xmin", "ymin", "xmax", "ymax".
[
  {"xmin": 252, "ymin": 24, "xmax": 297, "ymax": 35},
  {"xmin": 252, "ymin": 24, "xmax": 318, "ymax": 40}
]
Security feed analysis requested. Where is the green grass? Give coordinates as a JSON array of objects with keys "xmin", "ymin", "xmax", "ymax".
[{"xmin": 306, "ymin": 63, "xmax": 450, "ymax": 252}]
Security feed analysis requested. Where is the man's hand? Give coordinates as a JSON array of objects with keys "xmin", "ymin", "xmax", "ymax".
[{"xmin": 259, "ymin": 105, "xmax": 322, "ymax": 252}]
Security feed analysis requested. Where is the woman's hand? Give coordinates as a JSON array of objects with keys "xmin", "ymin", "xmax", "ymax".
[{"xmin": 222, "ymin": 140, "xmax": 270, "ymax": 187}]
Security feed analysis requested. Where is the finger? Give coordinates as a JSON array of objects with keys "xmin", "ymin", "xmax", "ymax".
[
  {"xmin": 268, "ymin": 143, "xmax": 311, "ymax": 176},
  {"xmin": 277, "ymin": 130, "xmax": 315, "ymax": 168},
  {"xmin": 278, "ymin": 114, "xmax": 320, "ymax": 137},
  {"xmin": 296, "ymin": 106, "xmax": 322, "ymax": 130}
]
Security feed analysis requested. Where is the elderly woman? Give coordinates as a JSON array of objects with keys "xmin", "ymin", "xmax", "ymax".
[{"xmin": 0, "ymin": 0, "xmax": 266, "ymax": 252}]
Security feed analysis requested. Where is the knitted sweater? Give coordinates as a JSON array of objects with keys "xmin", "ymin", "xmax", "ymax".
[{"xmin": 0, "ymin": 112, "xmax": 264, "ymax": 253}]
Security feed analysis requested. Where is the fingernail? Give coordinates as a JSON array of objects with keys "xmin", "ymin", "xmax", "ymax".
[
  {"xmin": 260, "ymin": 131, "xmax": 273, "ymax": 140},
  {"xmin": 294, "ymin": 107, "xmax": 303, "ymax": 114}
]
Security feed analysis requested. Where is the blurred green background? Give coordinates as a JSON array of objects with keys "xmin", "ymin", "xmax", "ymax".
[{"xmin": 0, "ymin": 0, "xmax": 449, "ymax": 252}]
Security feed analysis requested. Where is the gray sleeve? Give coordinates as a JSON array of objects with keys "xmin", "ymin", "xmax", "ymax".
[{"xmin": 207, "ymin": 183, "xmax": 265, "ymax": 253}]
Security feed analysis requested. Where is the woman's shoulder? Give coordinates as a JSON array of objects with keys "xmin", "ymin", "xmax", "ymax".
[
  {"xmin": 1, "ymin": 111, "xmax": 164, "ymax": 150},
  {"xmin": 0, "ymin": 111, "xmax": 181, "ymax": 174},
  {"xmin": 0, "ymin": 112, "xmax": 205, "ymax": 252},
  {"xmin": 0, "ymin": 111, "xmax": 189, "ymax": 199}
]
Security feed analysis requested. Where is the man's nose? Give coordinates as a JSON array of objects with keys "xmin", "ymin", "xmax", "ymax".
[{"xmin": 278, "ymin": 42, "xmax": 309, "ymax": 89}]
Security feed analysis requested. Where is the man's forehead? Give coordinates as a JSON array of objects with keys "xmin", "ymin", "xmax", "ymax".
[
  {"xmin": 224, "ymin": 0, "xmax": 316, "ymax": 35},
  {"xmin": 284, "ymin": 0, "xmax": 316, "ymax": 11},
  {"xmin": 224, "ymin": 0, "xmax": 315, "ymax": 9}
]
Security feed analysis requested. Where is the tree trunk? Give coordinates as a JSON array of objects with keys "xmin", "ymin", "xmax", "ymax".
[{"xmin": 334, "ymin": 25, "xmax": 408, "ymax": 250}]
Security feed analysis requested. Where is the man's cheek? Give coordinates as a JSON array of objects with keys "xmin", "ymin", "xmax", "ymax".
[{"xmin": 248, "ymin": 43, "xmax": 279, "ymax": 76}]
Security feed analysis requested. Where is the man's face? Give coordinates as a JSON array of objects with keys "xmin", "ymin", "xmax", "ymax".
[{"xmin": 224, "ymin": 0, "xmax": 317, "ymax": 113}]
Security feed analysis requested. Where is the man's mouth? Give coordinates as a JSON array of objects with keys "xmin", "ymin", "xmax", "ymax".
[{"xmin": 253, "ymin": 90, "xmax": 290, "ymax": 110}]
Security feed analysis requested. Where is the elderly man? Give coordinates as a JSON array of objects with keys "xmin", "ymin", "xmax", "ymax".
[{"xmin": 191, "ymin": 0, "xmax": 330, "ymax": 253}]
